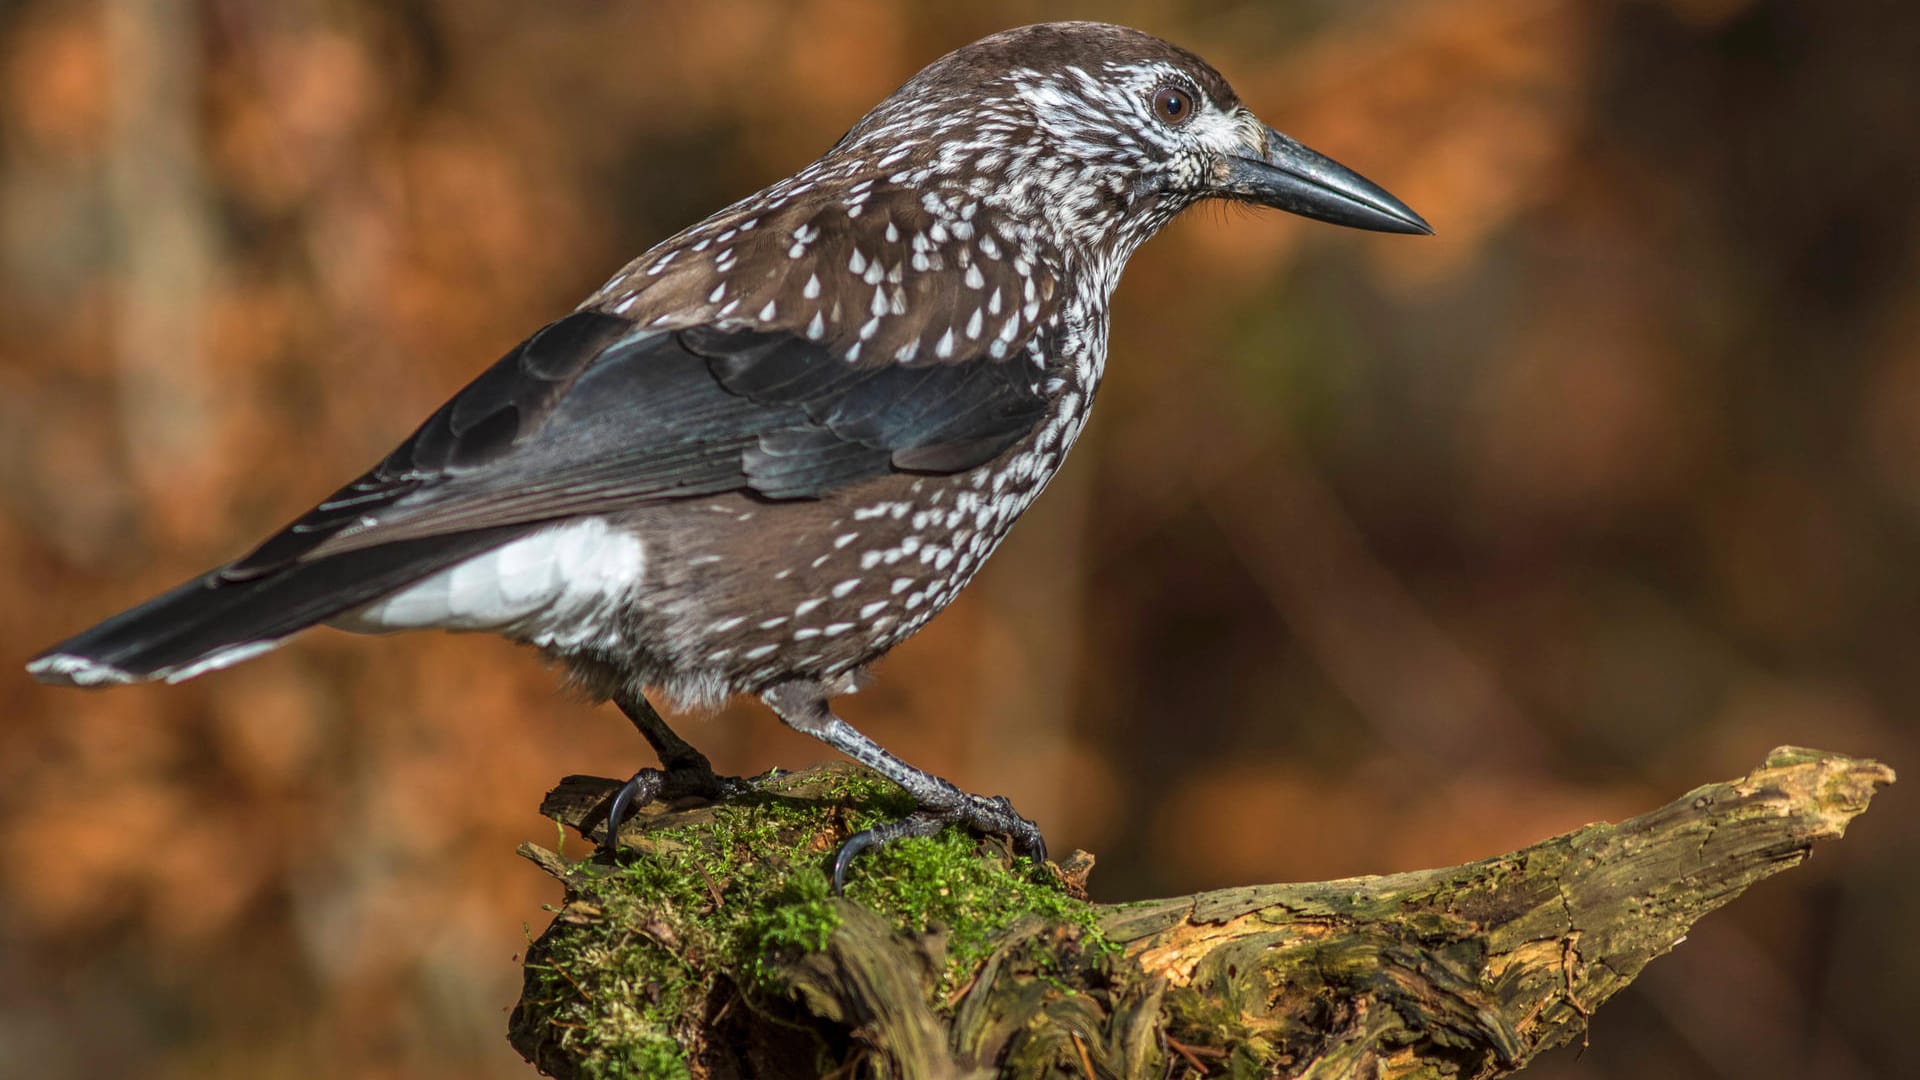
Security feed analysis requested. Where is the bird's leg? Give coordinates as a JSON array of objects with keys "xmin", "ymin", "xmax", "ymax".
[
  {"xmin": 603, "ymin": 687, "xmax": 757, "ymax": 850},
  {"xmin": 761, "ymin": 680, "xmax": 1047, "ymax": 892},
  {"xmin": 617, "ymin": 686, "xmax": 717, "ymax": 776}
]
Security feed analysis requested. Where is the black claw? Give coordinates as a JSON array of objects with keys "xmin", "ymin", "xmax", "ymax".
[
  {"xmin": 830, "ymin": 830, "xmax": 880, "ymax": 894},
  {"xmin": 828, "ymin": 794, "xmax": 1048, "ymax": 893},
  {"xmin": 601, "ymin": 762, "xmax": 760, "ymax": 853},
  {"xmin": 980, "ymin": 794, "xmax": 1048, "ymax": 863},
  {"xmin": 832, "ymin": 812, "xmax": 947, "ymax": 893},
  {"xmin": 1018, "ymin": 825, "xmax": 1047, "ymax": 865},
  {"xmin": 603, "ymin": 768, "xmax": 665, "ymax": 852}
]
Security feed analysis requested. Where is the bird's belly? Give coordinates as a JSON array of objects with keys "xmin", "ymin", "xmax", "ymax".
[{"xmin": 329, "ymin": 517, "xmax": 645, "ymax": 650}]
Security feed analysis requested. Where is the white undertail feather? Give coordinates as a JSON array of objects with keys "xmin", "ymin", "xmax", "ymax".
[{"xmin": 330, "ymin": 517, "xmax": 646, "ymax": 650}]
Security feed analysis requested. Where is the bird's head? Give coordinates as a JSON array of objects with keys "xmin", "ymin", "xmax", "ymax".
[
  {"xmin": 833, "ymin": 22, "xmax": 1430, "ymax": 262},
  {"xmin": 593, "ymin": 23, "xmax": 1428, "ymax": 362}
]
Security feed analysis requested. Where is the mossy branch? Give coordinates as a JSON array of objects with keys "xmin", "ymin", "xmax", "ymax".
[{"xmin": 507, "ymin": 747, "xmax": 1891, "ymax": 1079}]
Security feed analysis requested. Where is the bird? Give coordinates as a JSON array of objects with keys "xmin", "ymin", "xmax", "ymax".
[{"xmin": 27, "ymin": 21, "xmax": 1429, "ymax": 886}]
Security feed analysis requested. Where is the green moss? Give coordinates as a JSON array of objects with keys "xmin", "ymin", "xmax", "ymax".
[
  {"xmin": 514, "ymin": 766, "xmax": 1106, "ymax": 1077},
  {"xmin": 841, "ymin": 829, "xmax": 1113, "ymax": 996}
]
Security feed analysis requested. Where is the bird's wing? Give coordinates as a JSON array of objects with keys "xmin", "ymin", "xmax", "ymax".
[
  {"xmin": 226, "ymin": 191, "xmax": 1075, "ymax": 580},
  {"xmin": 225, "ymin": 189, "xmax": 1071, "ymax": 579},
  {"xmin": 224, "ymin": 311, "xmax": 1054, "ymax": 578}
]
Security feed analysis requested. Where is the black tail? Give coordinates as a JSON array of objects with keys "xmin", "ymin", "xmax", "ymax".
[{"xmin": 28, "ymin": 527, "xmax": 530, "ymax": 687}]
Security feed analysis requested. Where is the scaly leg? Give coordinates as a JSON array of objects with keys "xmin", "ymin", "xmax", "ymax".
[{"xmin": 761, "ymin": 680, "xmax": 1047, "ymax": 891}]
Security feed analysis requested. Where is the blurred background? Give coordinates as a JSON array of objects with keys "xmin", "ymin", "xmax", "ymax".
[{"xmin": 1, "ymin": 0, "xmax": 1914, "ymax": 1076}]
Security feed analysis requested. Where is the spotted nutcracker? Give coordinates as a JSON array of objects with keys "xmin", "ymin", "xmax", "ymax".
[{"xmin": 29, "ymin": 22, "xmax": 1429, "ymax": 884}]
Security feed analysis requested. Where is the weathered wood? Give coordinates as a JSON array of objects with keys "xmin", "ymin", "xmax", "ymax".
[{"xmin": 508, "ymin": 747, "xmax": 1891, "ymax": 1079}]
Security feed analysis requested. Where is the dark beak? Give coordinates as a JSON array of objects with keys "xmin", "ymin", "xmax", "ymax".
[{"xmin": 1217, "ymin": 126, "xmax": 1432, "ymax": 236}]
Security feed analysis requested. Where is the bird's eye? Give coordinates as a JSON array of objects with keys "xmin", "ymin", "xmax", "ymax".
[{"xmin": 1151, "ymin": 86, "xmax": 1195, "ymax": 126}]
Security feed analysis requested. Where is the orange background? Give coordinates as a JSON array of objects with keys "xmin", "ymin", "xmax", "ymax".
[{"xmin": 1, "ymin": 2, "xmax": 1914, "ymax": 1077}]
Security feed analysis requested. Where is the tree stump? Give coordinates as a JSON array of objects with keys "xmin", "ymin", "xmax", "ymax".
[{"xmin": 507, "ymin": 746, "xmax": 1891, "ymax": 1079}]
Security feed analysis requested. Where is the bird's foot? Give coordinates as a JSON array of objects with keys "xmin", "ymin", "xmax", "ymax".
[
  {"xmin": 601, "ymin": 762, "xmax": 766, "ymax": 852},
  {"xmin": 831, "ymin": 789, "xmax": 1046, "ymax": 893}
]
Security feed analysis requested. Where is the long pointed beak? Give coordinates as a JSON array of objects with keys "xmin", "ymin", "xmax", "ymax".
[{"xmin": 1216, "ymin": 127, "xmax": 1432, "ymax": 236}]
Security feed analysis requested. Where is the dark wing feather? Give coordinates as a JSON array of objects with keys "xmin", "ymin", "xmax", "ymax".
[
  {"xmin": 228, "ymin": 312, "xmax": 1049, "ymax": 573},
  {"xmin": 227, "ymin": 313, "xmax": 634, "ymax": 577},
  {"xmin": 683, "ymin": 326, "xmax": 1047, "ymax": 466}
]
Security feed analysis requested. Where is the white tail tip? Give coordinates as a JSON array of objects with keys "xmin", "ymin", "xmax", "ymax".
[{"xmin": 26, "ymin": 653, "xmax": 138, "ymax": 688}]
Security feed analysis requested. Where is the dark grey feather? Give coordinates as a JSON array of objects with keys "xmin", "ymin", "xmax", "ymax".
[{"xmin": 229, "ymin": 312, "xmax": 1050, "ymax": 570}]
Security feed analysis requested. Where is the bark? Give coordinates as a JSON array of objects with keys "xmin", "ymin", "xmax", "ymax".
[{"xmin": 509, "ymin": 746, "xmax": 1891, "ymax": 1079}]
